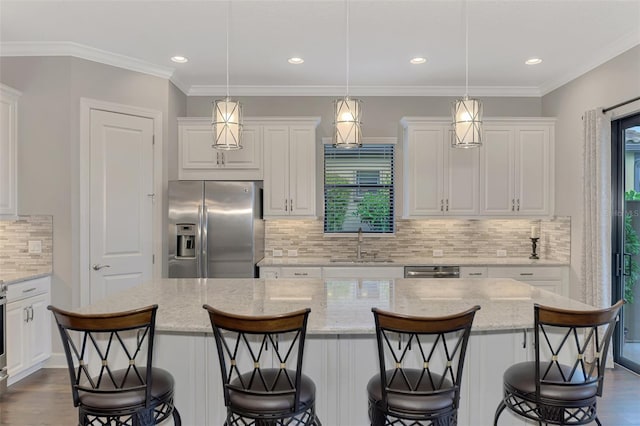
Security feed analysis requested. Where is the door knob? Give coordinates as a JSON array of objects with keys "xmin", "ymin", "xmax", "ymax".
[{"xmin": 92, "ymin": 264, "xmax": 111, "ymax": 271}]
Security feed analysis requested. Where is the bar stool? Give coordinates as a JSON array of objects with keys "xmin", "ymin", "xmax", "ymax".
[
  {"xmin": 48, "ymin": 304, "xmax": 181, "ymax": 426},
  {"xmin": 494, "ymin": 300, "xmax": 624, "ymax": 426},
  {"xmin": 367, "ymin": 305, "xmax": 481, "ymax": 426},
  {"xmin": 203, "ymin": 305, "xmax": 321, "ymax": 425}
]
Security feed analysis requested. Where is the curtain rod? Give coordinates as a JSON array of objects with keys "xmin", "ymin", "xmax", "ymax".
[{"xmin": 603, "ymin": 96, "xmax": 640, "ymax": 114}]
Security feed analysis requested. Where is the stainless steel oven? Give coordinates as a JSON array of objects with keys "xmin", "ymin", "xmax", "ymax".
[{"xmin": 0, "ymin": 280, "xmax": 7, "ymax": 394}]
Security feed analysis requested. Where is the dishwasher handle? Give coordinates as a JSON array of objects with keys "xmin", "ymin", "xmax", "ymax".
[{"xmin": 404, "ymin": 266, "xmax": 460, "ymax": 278}]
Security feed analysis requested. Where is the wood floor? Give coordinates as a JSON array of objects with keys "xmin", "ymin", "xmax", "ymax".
[{"xmin": 1, "ymin": 366, "xmax": 639, "ymax": 425}]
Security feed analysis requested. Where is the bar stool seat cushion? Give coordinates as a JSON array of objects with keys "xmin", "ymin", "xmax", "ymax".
[
  {"xmin": 228, "ymin": 368, "xmax": 316, "ymax": 413},
  {"xmin": 367, "ymin": 369, "xmax": 455, "ymax": 413},
  {"xmin": 504, "ymin": 361, "xmax": 598, "ymax": 401},
  {"xmin": 78, "ymin": 367, "xmax": 175, "ymax": 410}
]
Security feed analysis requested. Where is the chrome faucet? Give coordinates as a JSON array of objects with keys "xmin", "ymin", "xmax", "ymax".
[{"xmin": 356, "ymin": 227, "xmax": 364, "ymax": 259}]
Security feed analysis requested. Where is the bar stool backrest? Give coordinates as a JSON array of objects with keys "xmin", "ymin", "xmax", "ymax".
[
  {"xmin": 372, "ymin": 305, "xmax": 480, "ymax": 409},
  {"xmin": 48, "ymin": 305, "xmax": 158, "ymax": 409},
  {"xmin": 534, "ymin": 300, "xmax": 624, "ymax": 397},
  {"xmin": 203, "ymin": 305, "xmax": 311, "ymax": 412}
]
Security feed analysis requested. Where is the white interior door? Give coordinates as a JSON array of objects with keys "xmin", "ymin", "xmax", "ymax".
[{"xmin": 89, "ymin": 109, "xmax": 154, "ymax": 303}]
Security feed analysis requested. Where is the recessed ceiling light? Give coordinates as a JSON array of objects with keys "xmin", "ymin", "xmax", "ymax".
[
  {"xmin": 171, "ymin": 56, "xmax": 188, "ymax": 64},
  {"xmin": 288, "ymin": 57, "xmax": 304, "ymax": 65},
  {"xmin": 410, "ymin": 57, "xmax": 427, "ymax": 65},
  {"xmin": 525, "ymin": 58, "xmax": 543, "ymax": 65}
]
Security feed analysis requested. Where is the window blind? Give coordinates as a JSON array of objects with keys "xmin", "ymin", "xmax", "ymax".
[{"xmin": 324, "ymin": 144, "xmax": 395, "ymax": 233}]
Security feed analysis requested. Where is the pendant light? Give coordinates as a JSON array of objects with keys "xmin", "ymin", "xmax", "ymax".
[
  {"xmin": 452, "ymin": 0, "xmax": 482, "ymax": 148},
  {"xmin": 212, "ymin": 1, "xmax": 243, "ymax": 151},
  {"xmin": 333, "ymin": 0, "xmax": 362, "ymax": 149}
]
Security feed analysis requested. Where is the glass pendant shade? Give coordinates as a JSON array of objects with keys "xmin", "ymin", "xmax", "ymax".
[
  {"xmin": 452, "ymin": 96, "xmax": 482, "ymax": 148},
  {"xmin": 333, "ymin": 97, "xmax": 363, "ymax": 149},
  {"xmin": 212, "ymin": 98, "xmax": 243, "ymax": 150}
]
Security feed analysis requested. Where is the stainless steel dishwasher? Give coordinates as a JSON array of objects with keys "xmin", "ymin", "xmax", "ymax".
[{"xmin": 404, "ymin": 265, "xmax": 460, "ymax": 278}]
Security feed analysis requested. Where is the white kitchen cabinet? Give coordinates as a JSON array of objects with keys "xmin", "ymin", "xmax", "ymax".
[
  {"xmin": 459, "ymin": 266, "xmax": 487, "ymax": 278},
  {"xmin": 480, "ymin": 119, "xmax": 555, "ymax": 216},
  {"xmin": 488, "ymin": 265, "xmax": 569, "ymax": 296},
  {"xmin": 263, "ymin": 119, "xmax": 319, "ymax": 218},
  {"xmin": 322, "ymin": 266, "xmax": 404, "ymax": 279},
  {"xmin": 0, "ymin": 84, "xmax": 20, "ymax": 216},
  {"xmin": 178, "ymin": 118, "xmax": 263, "ymax": 180},
  {"xmin": 6, "ymin": 276, "xmax": 52, "ymax": 385},
  {"xmin": 259, "ymin": 266, "xmax": 322, "ymax": 279},
  {"xmin": 401, "ymin": 119, "xmax": 479, "ymax": 217}
]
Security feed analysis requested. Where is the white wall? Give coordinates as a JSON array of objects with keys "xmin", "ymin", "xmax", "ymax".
[{"xmin": 542, "ymin": 45, "xmax": 640, "ymax": 301}]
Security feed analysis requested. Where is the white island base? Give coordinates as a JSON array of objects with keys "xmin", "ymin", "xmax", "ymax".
[{"xmin": 77, "ymin": 278, "xmax": 594, "ymax": 426}]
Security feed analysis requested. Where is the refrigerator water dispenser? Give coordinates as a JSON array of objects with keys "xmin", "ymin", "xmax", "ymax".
[{"xmin": 176, "ymin": 224, "xmax": 196, "ymax": 258}]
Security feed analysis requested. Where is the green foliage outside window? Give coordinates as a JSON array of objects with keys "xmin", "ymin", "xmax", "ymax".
[
  {"xmin": 324, "ymin": 174, "xmax": 350, "ymax": 232},
  {"xmin": 623, "ymin": 190, "xmax": 640, "ymax": 303}
]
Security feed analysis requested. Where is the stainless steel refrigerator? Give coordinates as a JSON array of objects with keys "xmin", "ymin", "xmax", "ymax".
[{"xmin": 168, "ymin": 181, "xmax": 264, "ymax": 278}]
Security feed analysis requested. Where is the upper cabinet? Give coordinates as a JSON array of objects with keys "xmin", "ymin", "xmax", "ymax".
[
  {"xmin": 178, "ymin": 118, "xmax": 263, "ymax": 180},
  {"xmin": 480, "ymin": 119, "xmax": 555, "ymax": 216},
  {"xmin": 263, "ymin": 118, "xmax": 320, "ymax": 218},
  {"xmin": 0, "ymin": 84, "xmax": 20, "ymax": 216},
  {"xmin": 402, "ymin": 117, "xmax": 555, "ymax": 218},
  {"xmin": 402, "ymin": 119, "xmax": 479, "ymax": 217}
]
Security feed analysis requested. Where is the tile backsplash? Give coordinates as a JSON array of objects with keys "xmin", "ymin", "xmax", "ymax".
[
  {"xmin": 265, "ymin": 217, "xmax": 570, "ymax": 262},
  {"xmin": 0, "ymin": 215, "xmax": 53, "ymax": 275}
]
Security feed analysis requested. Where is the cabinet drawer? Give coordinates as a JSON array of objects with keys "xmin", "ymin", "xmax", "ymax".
[
  {"xmin": 488, "ymin": 266, "xmax": 562, "ymax": 280},
  {"xmin": 7, "ymin": 276, "xmax": 50, "ymax": 302},
  {"xmin": 323, "ymin": 267, "xmax": 404, "ymax": 279},
  {"xmin": 460, "ymin": 267, "xmax": 487, "ymax": 278},
  {"xmin": 280, "ymin": 267, "xmax": 322, "ymax": 279}
]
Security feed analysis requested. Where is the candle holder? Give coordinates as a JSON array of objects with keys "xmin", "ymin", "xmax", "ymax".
[{"xmin": 529, "ymin": 237, "xmax": 540, "ymax": 259}]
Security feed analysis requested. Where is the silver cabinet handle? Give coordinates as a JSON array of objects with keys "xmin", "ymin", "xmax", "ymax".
[
  {"xmin": 216, "ymin": 152, "xmax": 220, "ymax": 165},
  {"xmin": 22, "ymin": 287, "xmax": 37, "ymax": 293},
  {"xmin": 512, "ymin": 199, "xmax": 515, "ymax": 211},
  {"xmin": 440, "ymin": 199, "xmax": 444, "ymax": 212},
  {"xmin": 290, "ymin": 199, "xmax": 293, "ymax": 212},
  {"xmin": 446, "ymin": 199, "xmax": 449, "ymax": 212},
  {"xmin": 92, "ymin": 264, "xmax": 111, "ymax": 271},
  {"xmin": 520, "ymin": 272, "xmax": 534, "ymax": 276},
  {"xmin": 221, "ymin": 153, "xmax": 225, "ymax": 165},
  {"xmin": 29, "ymin": 306, "xmax": 34, "ymax": 322},
  {"xmin": 293, "ymin": 272, "xmax": 308, "ymax": 276},
  {"xmin": 284, "ymin": 199, "xmax": 288, "ymax": 211},
  {"xmin": 469, "ymin": 272, "xmax": 483, "ymax": 276},
  {"xmin": 24, "ymin": 307, "xmax": 29, "ymax": 323},
  {"xmin": 517, "ymin": 199, "xmax": 520, "ymax": 211}
]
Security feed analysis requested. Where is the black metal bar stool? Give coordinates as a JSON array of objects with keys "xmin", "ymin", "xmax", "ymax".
[
  {"xmin": 494, "ymin": 300, "xmax": 624, "ymax": 426},
  {"xmin": 49, "ymin": 304, "xmax": 181, "ymax": 426},
  {"xmin": 367, "ymin": 305, "xmax": 481, "ymax": 426},
  {"xmin": 203, "ymin": 304, "xmax": 321, "ymax": 425}
]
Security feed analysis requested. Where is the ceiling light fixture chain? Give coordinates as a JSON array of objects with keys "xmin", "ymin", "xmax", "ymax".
[
  {"xmin": 333, "ymin": 0, "xmax": 362, "ymax": 149},
  {"xmin": 211, "ymin": 0, "xmax": 243, "ymax": 151}
]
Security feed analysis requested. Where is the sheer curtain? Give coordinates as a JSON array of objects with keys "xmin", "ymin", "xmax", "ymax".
[{"xmin": 581, "ymin": 109, "xmax": 611, "ymax": 310}]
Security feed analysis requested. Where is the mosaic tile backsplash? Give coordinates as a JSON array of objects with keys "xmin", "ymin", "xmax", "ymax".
[
  {"xmin": 265, "ymin": 217, "xmax": 570, "ymax": 262},
  {"xmin": 0, "ymin": 215, "xmax": 53, "ymax": 275}
]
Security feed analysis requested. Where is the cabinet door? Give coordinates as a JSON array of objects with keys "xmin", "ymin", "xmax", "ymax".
[
  {"xmin": 6, "ymin": 300, "xmax": 28, "ymax": 376},
  {"xmin": 220, "ymin": 124, "xmax": 262, "ymax": 172},
  {"xmin": 445, "ymin": 134, "xmax": 480, "ymax": 215},
  {"xmin": 27, "ymin": 293, "xmax": 51, "ymax": 365},
  {"xmin": 0, "ymin": 85, "xmax": 19, "ymax": 216},
  {"xmin": 263, "ymin": 126, "xmax": 290, "ymax": 216},
  {"xmin": 516, "ymin": 127, "xmax": 551, "ymax": 215},
  {"xmin": 480, "ymin": 127, "xmax": 515, "ymax": 215},
  {"xmin": 180, "ymin": 124, "xmax": 219, "ymax": 170},
  {"xmin": 289, "ymin": 126, "xmax": 316, "ymax": 217},
  {"xmin": 404, "ymin": 127, "xmax": 444, "ymax": 216}
]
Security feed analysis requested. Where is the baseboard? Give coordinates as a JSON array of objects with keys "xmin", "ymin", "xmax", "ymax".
[{"xmin": 44, "ymin": 352, "xmax": 67, "ymax": 369}]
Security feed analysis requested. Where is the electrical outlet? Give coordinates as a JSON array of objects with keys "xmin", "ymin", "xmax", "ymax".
[
  {"xmin": 273, "ymin": 249, "xmax": 283, "ymax": 257},
  {"xmin": 433, "ymin": 249, "xmax": 443, "ymax": 257},
  {"xmin": 287, "ymin": 249, "xmax": 298, "ymax": 257},
  {"xmin": 497, "ymin": 249, "xmax": 507, "ymax": 257},
  {"xmin": 28, "ymin": 240, "xmax": 42, "ymax": 254}
]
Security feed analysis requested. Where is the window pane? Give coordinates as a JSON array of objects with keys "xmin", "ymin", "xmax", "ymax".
[{"xmin": 324, "ymin": 144, "xmax": 394, "ymax": 233}]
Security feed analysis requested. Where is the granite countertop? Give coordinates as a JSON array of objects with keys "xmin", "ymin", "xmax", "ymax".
[
  {"xmin": 257, "ymin": 256, "xmax": 569, "ymax": 267},
  {"xmin": 0, "ymin": 270, "xmax": 52, "ymax": 285},
  {"xmin": 76, "ymin": 278, "xmax": 592, "ymax": 335}
]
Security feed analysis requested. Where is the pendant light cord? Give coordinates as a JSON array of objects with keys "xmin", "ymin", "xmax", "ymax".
[
  {"xmin": 226, "ymin": 0, "xmax": 230, "ymax": 99},
  {"xmin": 345, "ymin": 0, "xmax": 350, "ymax": 98},
  {"xmin": 464, "ymin": 0, "xmax": 468, "ymax": 98}
]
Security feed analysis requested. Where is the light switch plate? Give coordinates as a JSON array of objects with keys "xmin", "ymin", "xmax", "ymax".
[
  {"xmin": 28, "ymin": 240, "xmax": 42, "ymax": 254},
  {"xmin": 273, "ymin": 249, "xmax": 283, "ymax": 257},
  {"xmin": 433, "ymin": 249, "xmax": 443, "ymax": 257},
  {"xmin": 287, "ymin": 249, "xmax": 298, "ymax": 257},
  {"xmin": 497, "ymin": 249, "xmax": 507, "ymax": 257}
]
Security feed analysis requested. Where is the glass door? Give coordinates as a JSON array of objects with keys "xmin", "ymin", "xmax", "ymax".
[{"xmin": 612, "ymin": 112, "xmax": 640, "ymax": 373}]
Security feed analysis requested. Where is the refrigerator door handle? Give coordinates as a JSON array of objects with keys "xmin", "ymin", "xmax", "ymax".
[
  {"xmin": 197, "ymin": 205, "xmax": 203, "ymax": 278},
  {"xmin": 202, "ymin": 205, "xmax": 209, "ymax": 278}
]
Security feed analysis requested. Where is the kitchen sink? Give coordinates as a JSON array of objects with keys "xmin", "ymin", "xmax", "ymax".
[{"xmin": 329, "ymin": 258, "xmax": 395, "ymax": 264}]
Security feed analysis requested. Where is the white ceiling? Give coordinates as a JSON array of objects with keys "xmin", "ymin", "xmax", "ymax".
[{"xmin": 1, "ymin": 0, "xmax": 639, "ymax": 97}]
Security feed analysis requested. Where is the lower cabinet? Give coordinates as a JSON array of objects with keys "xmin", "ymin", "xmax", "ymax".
[
  {"xmin": 487, "ymin": 266, "xmax": 569, "ymax": 296},
  {"xmin": 6, "ymin": 276, "xmax": 52, "ymax": 385},
  {"xmin": 259, "ymin": 266, "xmax": 404, "ymax": 279}
]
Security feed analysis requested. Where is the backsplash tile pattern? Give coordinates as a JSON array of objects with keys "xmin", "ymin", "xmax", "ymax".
[
  {"xmin": 265, "ymin": 217, "xmax": 570, "ymax": 262},
  {"xmin": 0, "ymin": 215, "xmax": 53, "ymax": 275}
]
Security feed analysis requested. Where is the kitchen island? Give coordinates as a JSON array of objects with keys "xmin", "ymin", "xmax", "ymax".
[{"xmin": 77, "ymin": 278, "xmax": 593, "ymax": 426}]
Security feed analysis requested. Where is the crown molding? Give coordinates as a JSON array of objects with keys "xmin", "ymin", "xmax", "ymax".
[
  {"xmin": 539, "ymin": 30, "xmax": 640, "ymax": 96},
  {"xmin": 187, "ymin": 84, "xmax": 542, "ymax": 97},
  {"xmin": 0, "ymin": 41, "xmax": 175, "ymax": 80}
]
